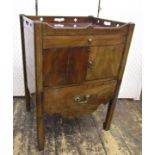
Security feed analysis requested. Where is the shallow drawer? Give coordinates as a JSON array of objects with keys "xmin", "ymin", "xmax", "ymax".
[
  {"xmin": 43, "ymin": 34, "xmax": 126, "ymax": 48},
  {"xmin": 43, "ymin": 80, "xmax": 117, "ymax": 117}
]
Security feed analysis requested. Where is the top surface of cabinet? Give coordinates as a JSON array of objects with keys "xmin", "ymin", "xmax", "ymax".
[
  {"xmin": 26, "ymin": 15, "xmax": 126, "ymax": 28},
  {"xmin": 23, "ymin": 15, "xmax": 132, "ymax": 35}
]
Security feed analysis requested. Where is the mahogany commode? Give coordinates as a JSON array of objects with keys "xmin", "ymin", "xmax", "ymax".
[{"xmin": 20, "ymin": 15, "xmax": 134, "ymax": 150}]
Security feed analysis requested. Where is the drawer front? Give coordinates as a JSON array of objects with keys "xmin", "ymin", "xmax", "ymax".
[
  {"xmin": 86, "ymin": 44, "xmax": 124, "ymax": 80},
  {"xmin": 43, "ymin": 34, "xmax": 126, "ymax": 48},
  {"xmin": 43, "ymin": 80, "xmax": 117, "ymax": 117}
]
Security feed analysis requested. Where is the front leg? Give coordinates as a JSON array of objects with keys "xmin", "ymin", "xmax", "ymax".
[
  {"xmin": 103, "ymin": 98, "xmax": 117, "ymax": 130},
  {"xmin": 103, "ymin": 83, "xmax": 120, "ymax": 130}
]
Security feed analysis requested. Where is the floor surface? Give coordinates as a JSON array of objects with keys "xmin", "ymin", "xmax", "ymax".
[{"xmin": 13, "ymin": 98, "xmax": 142, "ymax": 155}]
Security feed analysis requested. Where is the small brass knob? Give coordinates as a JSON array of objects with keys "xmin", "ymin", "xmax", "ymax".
[
  {"xmin": 85, "ymin": 94, "xmax": 91, "ymax": 99},
  {"xmin": 88, "ymin": 60, "xmax": 94, "ymax": 70},
  {"xmin": 88, "ymin": 38, "xmax": 93, "ymax": 43},
  {"xmin": 88, "ymin": 60, "xmax": 93, "ymax": 65}
]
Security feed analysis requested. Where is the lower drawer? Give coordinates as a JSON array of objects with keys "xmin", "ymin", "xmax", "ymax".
[{"xmin": 43, "ymin": 80, "xmax": 117, "ymax": 117}]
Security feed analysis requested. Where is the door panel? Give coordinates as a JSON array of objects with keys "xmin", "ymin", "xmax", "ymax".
[
  {"xmin": 43, "ymin": 47, "xmax": 89, "ymax": 87},
  {"xmin": 86, "ymin": 44, "xmax": 124, "ymax": 80},
  {"xmin": 68, "ymin": 47, "xmax": 89, "ymax": 83},
  {"xmin": 43, "ymin": 48, "xmax": 69, "ymax": 86}
]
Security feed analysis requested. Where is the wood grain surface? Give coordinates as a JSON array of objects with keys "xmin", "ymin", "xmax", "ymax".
[
  {"xmin": 13, "ymin": 98, "xmax": 142, "ymax": 155},
  {"xmin": 21, "ymin": 15, "xmax": 135, "ymax": 150},
  {"xmin": 86, "ymin": 44, "xmax": 124, "ymax": 81},
  {"xmin": 34, "ymin": 22, "xmax": 44, "ymax": 150},
  {"xmin": 43, "ymin": 35, "xmax": 126, "ymax": 48},
  {"xmin": 43, "ymin": 80, "xmax": 116, "ymax": 117},
  {"xmin": 43, "ymin": 47, "xmax": 89, "ymax": 87}
]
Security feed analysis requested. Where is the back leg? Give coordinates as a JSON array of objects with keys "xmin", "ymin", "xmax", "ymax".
[{"xmin": 25, "ymin": 87, "xmax": 31, "ymax": 111}]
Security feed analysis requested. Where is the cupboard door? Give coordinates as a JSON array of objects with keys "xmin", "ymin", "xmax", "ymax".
[
  {"xmin": 86, "ymin": 44, "xmax": 124, "ymax": 80},
  {"xmin": 43, "ymin": 48, "xmax": 69, "ymax": 86},
  {"xmin": 43, "ymin": 47, "xmax": 89, "ymax": 87},
  {"xmin": 68, "ymin": 47, "xmax": 89, "ymax": 84}
]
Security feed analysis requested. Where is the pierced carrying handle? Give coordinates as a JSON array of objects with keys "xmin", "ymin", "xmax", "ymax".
[{"xmin": 74, "ymin": 94, "xmax": 91, "ymax": 104}]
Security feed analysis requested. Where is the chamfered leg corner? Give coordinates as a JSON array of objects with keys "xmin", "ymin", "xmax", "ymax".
[
  {"xmin": 37, "ymin": 114, "xmax": 45, "ymax": 151},
  {"xmin": 103, "ymin": 98, "xmax": 117, "ymax": 131},
  {"xmin": 25, "ymin": 87, "xmax": 31, "ymax": 112},
  {"xmin": 38, "ymin": 142, "xmax": 44, "ymax": 151},
  {"xmin": 103, "ymin": 122, "xmax": 110, "ymax": 131}
]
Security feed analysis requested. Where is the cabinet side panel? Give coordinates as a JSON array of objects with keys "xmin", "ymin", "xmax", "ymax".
[
  {"xmin": 23, "ymin": 18, "xmax": 36, "ymax": 94},
  {"xmin": 118, "ymin": 24, "xmax": 135, "ymax": 81},
  {"xmin": 103, "ymin": 24, "xmax": 135, "ymax": 130}
]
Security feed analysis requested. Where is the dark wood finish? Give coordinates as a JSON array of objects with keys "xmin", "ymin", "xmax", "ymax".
[
  {"xmin": 20, "ymin": 15, "xmax": 134, "ymax": 150},
  {"xmin": 43, "ymin": 34, "xmax": 126, "ymax": 48},
  {"xmin": 67, "ymin": 47, "xmax": 89, "ymax": 84},
  {"xmin": 43, "ymin": 25, "xmax": 129, "ymax": 36},
  {"xmin": 43, "ymin": 47, "xmax": 89, "ymax": 87},
  {"xmin": 86, "ymin": 44, "xmax": 124, "ymax": 80},
  {"xmin": 104, "ymin": 24, "xmax": 135, "ymax": 130},
  {"xmin": 43, "ymin": 48, "xmax": 69, "ymax": 86},
  {"xmin": 103, "ymin": 81, "xmax": 121, "ymax": 130},
  {"xmin": 43, "ymin": 80, "xmax": 116, "ymax": 117},
  {"xmin": 34, "ymin": 22, "xmax": 44, "ymax": 150},
  {"xmin": 118, "ymin": 24, "xmax": 135, "ymax": 81}
]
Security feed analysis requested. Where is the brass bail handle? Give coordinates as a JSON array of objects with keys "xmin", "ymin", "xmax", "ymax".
[{"xmin": 74, "ymin": 94, "xmax": 91, "ymax": 104}]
